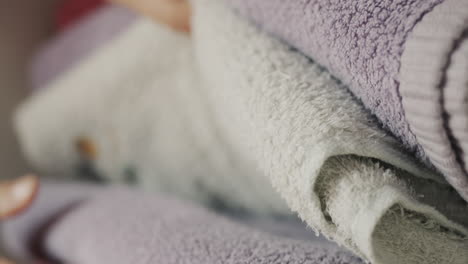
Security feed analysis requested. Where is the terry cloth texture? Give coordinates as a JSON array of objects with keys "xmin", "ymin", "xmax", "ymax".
[
  {"xmin": 1, "ymin": 183, "xmax": 363, "ymax": 264},
  {"xmin": 29, "ymin": 4, "xmax": 136, "ymax": 90},
  {"xmin": 226, "ymin": 0, "xmax": 468, "ymax": 201},
  {"xmin": 193, "ymin": 1, "xmax": 468, "ymax": 263},
  {"xmin": 14, "ymin": 0, "xmax": 468, "ymax": 263}
]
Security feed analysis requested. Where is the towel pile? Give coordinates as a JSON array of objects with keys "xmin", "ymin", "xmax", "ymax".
[
  {"xmin": 227, "ymin": 0, "xmax": 468, "ymax": 200},
  {"xmin": 7, "ymin": 0, "xmax": 468, "ymax": 263}
]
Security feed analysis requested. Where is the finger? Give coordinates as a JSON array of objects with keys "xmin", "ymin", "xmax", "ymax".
[
  {"xmin": 0, "ymin": 258, "xmax": 15, "ymax": 264},
  {"xmin": 0, "ymin": 174, "xmax": 40, "ymax": 221}
]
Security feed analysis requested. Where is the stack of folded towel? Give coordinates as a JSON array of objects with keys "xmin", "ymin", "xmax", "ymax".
[
  {"xmin": 227, "ymin": 0, "xmax": 468, "ymax": 200},
  {"xmin": 7, "ymin": 0, "xmax": 468, "ymax": 263}
]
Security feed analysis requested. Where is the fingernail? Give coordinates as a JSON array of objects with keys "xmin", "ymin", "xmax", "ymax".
[{"xmin": 0, "ymin": 174, "xmax": 39, "ymax": 220}]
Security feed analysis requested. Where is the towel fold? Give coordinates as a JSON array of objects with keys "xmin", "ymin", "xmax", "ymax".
[
  {"xmin": 226, "ymin": 0, "xmax": 468, "ymax": 201},
  {"xmin": 14, "ymin": 0, "xmax": 468, "ymax": 263},
  {"xmin": 1, "ymin": 183, "xmax": 362, "ymax": 264},
  {"xmin": 193, "ymin": 1, "xmax": 468, "ymax": 262}
]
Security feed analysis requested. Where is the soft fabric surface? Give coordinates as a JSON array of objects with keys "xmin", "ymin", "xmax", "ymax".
[
  {"xmin": 1, "ymin": 182, "xmax": 100, "ymax": 261},
  {"xmin": 193, "ymin": 2, "xmax": 468, "ymax": 262},
  {"xmin": 29, "ymin": 4, "xmax": 136, "ymax": 90},
  {"xmin": 400, "ymin": 0, "xmax": 468, "ymax": 201},
  {"xmin": 226, "ymin": 0, "xmax": 468, "ymax": 201},
  {"xmin": 1, "ymin": 183, "xmax": 362, "ymax": 264},
  {"xmin": 15, "ymin": 0, "xmax": 468, "ymax": 263}
]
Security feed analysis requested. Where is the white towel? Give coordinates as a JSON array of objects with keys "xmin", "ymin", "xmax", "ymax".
[
  {"xmin": 16, "ymin": 14, "xmax": 287, "ymax": 215},
  {"xmin": 15, "ymin": 0, "xmax": 468, "ymax": 263}
]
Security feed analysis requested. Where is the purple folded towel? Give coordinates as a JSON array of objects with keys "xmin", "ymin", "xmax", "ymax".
[
  {"xmin": 1, "ymin": 183, "xmax": 362, "ymax": 264},
  {"xmin": 227, "ymin": 0, "xmax": 468, "ymax": 201}
]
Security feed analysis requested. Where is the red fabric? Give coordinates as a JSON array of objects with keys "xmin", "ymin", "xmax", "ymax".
[{"xmin": 56, "ymin": 0, "xmax": 107, "ymax": 32}]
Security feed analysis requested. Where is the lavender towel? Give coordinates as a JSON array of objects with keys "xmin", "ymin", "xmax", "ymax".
[
  {"xmin": 29, "ymin": 4, "xmax": 136, "ymax": 90},
  {"xmin": 1, "ymin": 183, "xmax": 363, "ymax": 264},
  {"xmin": 226, "ymin": 0, "xmax": 468, "ymax": 201}
]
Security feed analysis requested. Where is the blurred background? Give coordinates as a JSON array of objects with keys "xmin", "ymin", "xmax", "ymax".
[{"xmin": 0, "ymin": 0, "xmax": 60, "ymax": 179}]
